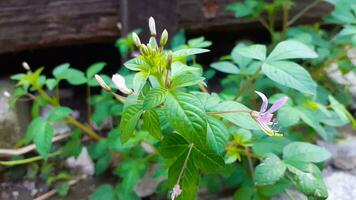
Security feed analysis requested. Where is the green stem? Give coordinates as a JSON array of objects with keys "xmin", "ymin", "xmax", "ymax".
[
  {"xmin": 176, "ymin": 143, "xmax": 194, "ymax": 185},
  {"xmin": 234, "ymin": 68, "xmax": 261, "ymax": 100},
  {"xmin": 287, "ymin": 0, "xmax": 323, "ymax": 26},
  {"xmin": 87, "ymin": 85, "xmax": 92, "ymax": 123},
  {"xmin": 0, "ymin": 151, "xmax": 61, "ymax": 166},
  {"xmin": 206, "ymin": 110, "xmax": 251, "ymax": 115}
]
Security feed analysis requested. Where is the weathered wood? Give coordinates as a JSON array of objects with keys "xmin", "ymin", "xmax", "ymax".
[
  {"xmin": 119, "ymin": 0, "xmax": 178, "ymax": 41},
  {"xmin": 0, "ymin": 0, "xmax": 120, "ymax": 54},
  {"xmin": 178, "ymin": 0, "xmax": 333, "ymax": 34}
]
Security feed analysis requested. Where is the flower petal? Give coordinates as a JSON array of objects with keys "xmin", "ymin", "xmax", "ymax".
[
  {"xmin": 255, "ymin": 91, "xmax": 268, "ymax": 113},
  {"xmin": 112, "ymin": 73, "xmax": 133, "ymax": 95},
  {"xmin": 266, "ymin": 96, "xmax": 288, "ymax": 114}
]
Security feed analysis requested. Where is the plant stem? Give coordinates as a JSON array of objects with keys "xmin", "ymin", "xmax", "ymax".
[
  {"xmin": 86, "ymin": 85, "xmax": 92, "ymax": 124},
  {"xmin": 176, "ymin": 143, "xmax": 194, "ymax": 185},
  {"xmin": 282, "ymin": 0, "xmax": 290, "ymax": 38},
  {"xmin": 66, "ymin": 117, "xmax": 101, "ymax": 141},
  {"xmin": 245, "ymin": 147, "xmax": 255, "ymax": 180},
  {"xmin": 234, "ymin": 68, "xmax": 261, "ymax": 100},
  {"xmin": 0, "ymin": 151, "xmax": 61, "ymax": 166},
  {"xmin": 287, "ymin": 0, "xmax": 323, "ymax": 26},
  {"xmin": 206, "ymin": 110, "xmax": 252, "ymax": 115}
]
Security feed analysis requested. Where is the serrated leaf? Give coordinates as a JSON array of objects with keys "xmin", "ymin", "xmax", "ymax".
[
  {"xmin": 95, "ymin": 154, "xmax": 112, "ymax": 175},
  {"xmin": 86, "ymin": 62, "xmax": 106, "ymax": 78},
  {"xmin": 262, "ymin": 61, "xmax": 317, "ymax": 95},
  {"xmin": 164, "ymin": 91, "xmax": 207, "ymax": 146},
  {"xmin": 287, "ymin": 163, "xmax": 328, "ymax": 199},
  {"xmin": 133, "ymin": 71, "xmax": 149, "ymax": 95},
  {"xmin": 48, "ymin": 107, "xmax": 73, "ymax": 121},
  {"xmin": 33, "ymin": 118, "xmax": 54, "ymax": 158},
  {"xmin": 210, "ymin": 61, "xmax": 240, "ymax": 74},
  {"xmin": 143, "ymin": 88, "xmax": 167, "ymax": 110},
  {"xmin": 211, "ymin": 101, "xmax": 259, "ymax": 130},
  {"xmin": 142, "ymin": 110, "xmax": 161, "ymax": 139},
  {"xmin": 283, "ymin": 142, "xmax": 331, "ymax": 163},
  {"xmin": 171, "ymin": 73, "xmax": 204, "ymax": 88},
  {"xmin": 255, "ymin": 153, "xmax": 286, "ymax": 186},
  {"xmin": 267, "ymin": 40, "xmax": 318, "ymax": 61},
  {"xmin": 24, "ymin": 117, "xmax": 47, "ymax": 144},
  {"xmin": 192, "ymin": 145, "xmax": 226, "ymax": 173},
  {"xmin": 124, "ymin": 58, "xmax": 147, "ymax": 71},
  {"xmin": 206, "ymin": 116, "xmax": 229, "ymax": 154},
  {"xmin": 237, "ymin": 44, "xmax": 267, "ymax": 61},
  {"xmin": 168, "ymin": 149, "xmax": 199, "ymax": 200},
  {"xmin": 171, "ymin": 62, "xmax": 200, "ymax": 77},
  {"xmin": 160, "ymin": 133, "xmax": 189, "ymax": 158},
  {"xmin": 61, "ymin": 68, "xmax": 87, "ymax": 85},
  {"xmin": 173, "ymin": 48, "xmax": 210, "ymax": 57},
  {"xmin": 119, "ymin": 104, "xmax": 143, "ymax": 143}
]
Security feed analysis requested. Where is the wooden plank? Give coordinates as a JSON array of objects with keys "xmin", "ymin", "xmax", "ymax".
[
  {"xmin": 178, "ymin": 0, "xmax": 333, "ymax": 34},
  {"xmin": 0, "ymin": 0, "xmax": 120, "ymax": 54}
]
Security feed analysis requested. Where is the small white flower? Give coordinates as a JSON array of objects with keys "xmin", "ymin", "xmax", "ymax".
[
  {"xmin": 3, "ymin": 90, "xmax": 10, "ymax": 97},
  {"xmin": 171, "ymin": 184, "xmax": 182, "ymax": 200},
  {"xmin": 22, "ymin": 62, "xmax": 31, "ymax": 71},
  {"xmin": 149, "ymin": 16, "xmax": 157, "ymax": 36},
  {"xmin": 94, "ymin": 74, "xmax": 111, "ymax": 91},
  {"xmin": 112, "ymin": 73, "xmax": 133, "ymax": 95}
]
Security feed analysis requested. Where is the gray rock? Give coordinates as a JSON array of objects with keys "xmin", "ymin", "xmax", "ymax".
[
  {"xmin": 319, "ymin": 139, "xmax": 356, "ymax": 170},
  {"xmin": 324, "ymin": 171, "xmax": 356, "ymax": 200},
  {"xmin": 0, "ymin": 80, "xmax": 21, "ymax": 148},
  {"xmin": 271, "ymin": 189, "xmax": 307, "ymax": 200}
]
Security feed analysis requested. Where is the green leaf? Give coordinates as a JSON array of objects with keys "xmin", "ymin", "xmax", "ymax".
[
  {"xmin": 283, "ymin": 142, "xmax": 331, "ymax": 163},
  {"xmin": 48, "ymin": 107, "xmax": 73, "ymax": 121},
  {"xmin": 287, "ymin": 163, "xmax": 328, "ymax": 199},
  {"xmin": 61, "ymin": 68, "xmax": 87, "ymax": 85},
  {"xmin": 255, "ymin": 153, "xmax": 286, "ymax": 186},
  {"xmin": 90, "ymin": 184, "xmax": 115, "ymax": 200},
  {"xmin": 55, "ymin": 182, "xmax": 70, "ymax": 197},
  {"xmin": 160, "ymin": 133, "xmax": 189, "ymax": 158},
  {"xmin": 168, "ymin": 149, "xmax": 199, "ymax": 200},
  {"xmin": 237, "ymin": 44, "xmax": 267, "ymax": 61},
  {"xmin": 95, "ymin": 154, "xmax": 112, "ymax": 175},
  {"xmin": 171, "ymin": 62, "xmax": 200, "ymax": 77},
  {"xmin": 262, "ymin": 61, "xmax": 317, "ymax": 95},
  {"xmin": 133, "ymin": 71, "xmax": 149, "ymax": 95},
  {"xmin": 211, "ymin": 101, "xmax": 259, "ymax": 130},
  {"xmin": 252, "ymin": 137, "xmax": 290, "ymax": 157},
  {"xmin": 171, "ymin": 73, "xmax": 204, "ymax": 88},
  {"xmin": 267, "ymin": 40, "xmax": 318, "ymax": 61},
  {"xmin": 115, "ymin": 160, "xmax": 146, "ymax": 200},
  {"xmin": 163, "ymin": 91, "xmax": 207, "ymax": 146},
  {"xmin": 277, "ymin": 106, "xmax": 300, "ymax": 127},
  {"xmin": 192, "ymin": 145, "xmax": 226, "ymax": 173},
  {"xmin": 143, "ymin": 88, "xmax": 167, "ymax": 110},
  {"xmin": 173, "ymin": 48, "xmax": 210, "ymax": 57},
  {"xmin": 33, "ymin": 118, "xmax": 54, "ymax": 158},
  {"xmin": 124, "ymin": 58, "xmax": 147, "ymax": 71},
  {"xmin": 206, "ymin": 116, "xmax": 229, "ymax": 154},
  {"xmin": 86, "ymin": 62, "xmax": 106, "ymax": 78},
  {"xmin": 210, "ymin": 61, "xmax": 240, "ymax": 74},
  {"xmin": 142, "ymin": 110, "xmax": 161, "ymax": 139},
  {"xmin": 119, "ymin": 104, "xmax": 143, "ymax": 143},
  {"xmin": 24, "ymin": 117, "xmax": 46, "ymax": 144},
  {"xmin": 46, "ymin": 79, "xmax": 58, "ymax": 90},
  {"xmin": 296, "ymin": 107, "xmax": 329, "ymax": 141},
  {"xmin": 53, "ymin": 63, "xmax": 70, "ymax": 79}
]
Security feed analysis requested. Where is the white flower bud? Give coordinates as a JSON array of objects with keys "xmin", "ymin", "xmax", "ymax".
[
  {"xmin": 140, "ymin": 44, "xmax": 149, "ymax": 56},
  {"xmin": 3, "ymin": 90, "xmax": 10, "ymax": 97},
  {"xmin": 22, "ymin": 62, "xmax": 31, "ymax": 71},
  {"xmin": 160, "ymin": 29, "xmax": 168, "ymax": 47},
  {"xmin": 112, "ymin": 74, "xmax": 133, "ymax": 95},
  {"xmin": 148, "ymin": 17, "xmax": 157, "ymax": 36},
  {"xmin": 132, "ymin": 32, "xmax": 141, "ymax": 47},
  {"xmin": 95, "ymin": 74, "xmax": 111, "ymax": 91}
]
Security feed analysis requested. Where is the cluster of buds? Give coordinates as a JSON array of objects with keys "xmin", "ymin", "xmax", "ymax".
[{"xmin": 132, "ymin": 17, "xmax": 169, "ymax": 56}]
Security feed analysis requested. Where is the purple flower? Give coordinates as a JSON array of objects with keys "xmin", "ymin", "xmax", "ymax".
[
  {"xmin": 251, "ymin": 91, "xmax": 288, "ymax": 136},
  {"xmin": 171, "ymin": 184, "xmax": 182, "ymax": 200}
]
